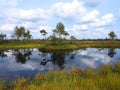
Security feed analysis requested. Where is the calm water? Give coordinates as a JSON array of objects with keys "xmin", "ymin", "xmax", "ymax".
[{"xmin": 0, "ymin": 48, "xmax": 120, "ymax": 81}]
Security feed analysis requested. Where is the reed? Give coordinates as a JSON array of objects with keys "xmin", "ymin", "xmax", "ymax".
[{"xmin": 2, "ymin": 62, "xmax": 119, "ymax": 90}]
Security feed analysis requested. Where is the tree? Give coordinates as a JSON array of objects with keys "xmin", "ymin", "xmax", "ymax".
[
  {"xmin": 49, "ymin": 29, "xmax": 57, "ymax": 45},
  {"xmin": 53, "ymin": 29, "xmax": 57, "ymax": 38},
  {"xmin": 14, "ymin": 26, "xmax": 32, "ymax": 40},
  {"xmin": 40, "ymin": 29, "xmax": 48, "ymax": 40},
  {"xmin": 70, "ymin": 35, "xmax": 76, "ymax": 44},
  {"xmin": 64, "ymin": 31, "xmax": 69, "ymax": 39},
  {"xmin": 40, "ymin": 29, "xmax": 48, "ymax": 45},
  {"xmin": 70, "ymin": 35, "xmax": 76, "ymax": 40},
  {"xmin": 26, "ymin": 30, "xmax": 32, "ymax": 40},
  {"xmin": 0, "ymin": 33, "xmax": 6, "ymax": 40},
  {"xmin": 56, "ymin": 22, "xmax": 65, "ymax": 39},
  {"xmin": 14, "ymin": 26, "xmax": 26, "ymax": 40},
  {"xmin": 24, "ymin": 30, "xmax": 32, "ymax": 40},
  {"xmin": 108, "ymin": 31, "xmax": 116, "ymax": 40}
]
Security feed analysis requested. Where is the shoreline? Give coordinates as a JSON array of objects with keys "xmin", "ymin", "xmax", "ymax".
[
  {"xmin": 0, "ymin": 40, "xmax": 120, "ymax": 51},
  {"xmin": 1, "ymin": 62, "xmax": 120, "ymax": 90}
]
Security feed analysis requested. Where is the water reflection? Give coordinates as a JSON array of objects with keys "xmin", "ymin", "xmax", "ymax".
[
  {"xmin": 108, "ymin": 48, "xmax": 116, "ymax": 58},
  {"xmin": 39, "ymin": 51, "xmax": 67, "ymax": 69},
  {"xmin": 50, "ymin": 52, "xmax": 66, "ymax": 69},
  {"xmin": 0, "ymin": 48, "xmax": 120, "ymax": 81},
  {"xmin": 40, "ymin": 52, "xmax": 50, "ymax": 66},
  {"xmin": 13, "ymin": 49, "xmax": 32, "ymax": 64},
  {"xmin": 0, "ymin": 50, "xmax": 7, "ymax": 58}
]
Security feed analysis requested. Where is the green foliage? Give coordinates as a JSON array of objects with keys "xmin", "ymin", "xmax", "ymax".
[
  {"xmin": 14, "ymin": 26, "xmax": 32, "ymax": 40},
  {"xmin": 49, "ymin": 22, "xmax": 70, "ymax": 45},
  {"xmin": 70, "ymin": 35, "xmax": 76, "ymax": 44},
  {"xmin": 115, "ymin": 62, "xmax": 120, "ymax": 73},
  {"xmin": 99, "ymin": 64, "xmax": 113, "ymax": 75},
  {"xmin": 40, "ymin": 29, "xmax": 48, "ymax": 36},
  {"xmin": 40, "ymin": 29, "xmax": 48, "ymax": 45},
  {"xmin": 24, "ymin": 30, "xmax": 32, "ymax": 40},
  {"xmin": 0, "ymin": 40, "xmax": 120, "ymax": 50},
  {"xmin": 108, "ymin": 31, "xmax": 116, "ymax": 40},
  {"xmin": 4, "ymin": 62, "xmax": 120, "ymax": 90},
  {"xmin": 0, "ymin": 33, "xmax": 6, "ymax": 44},
  {"xmin": 14, "ymin": 26, "xmax": 25, "ymax": 40},
  {"xmin": 70, "ymin": 35, "xmax": 76, "ymax": 40},
  {"xmin": 0, "ymin": 33, "xmax": 6, "ymax": 40},
  {"xmin": 0, "ymin": 82, "xmax": 5, "ymax": 90},
  {"xmin": 56, "ymin": 22, "xmax": 65, "ymax": 39}
]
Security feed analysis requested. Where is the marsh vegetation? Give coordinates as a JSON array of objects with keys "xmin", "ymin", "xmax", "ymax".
[{"xmin": 0, "ymin": 22, "xmax": 120, "ymax": 90}]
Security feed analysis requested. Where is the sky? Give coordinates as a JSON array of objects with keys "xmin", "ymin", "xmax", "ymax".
[{"xmin": 0, "ymin": 0, "xmax": 120, "ymax": 39}]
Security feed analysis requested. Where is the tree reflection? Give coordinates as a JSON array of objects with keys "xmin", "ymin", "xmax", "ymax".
[
  {"xmin": 69, "ymin": 50, "xmax": 78, "ymax": 60},
  {"xmin": 108, "ymin": 48, "xmax": 116, "ymax": 58},
  {"xmin": 13, "ymin": 49, "xmax": 32, "ymax": 64},
  {"xmin": 40, "ymin": 52, "xmax": 50, "ymax": 66},
  {"xmin": 51, "ymin": 52, "xmax": 65, "ymax": 69},
  {"xmin": 39, "ymin": 50, "xmax": 66, "ymax": 69},
  {"xmin": 0, "ymin": 50, "xmax": 7, "ymax": 58}
]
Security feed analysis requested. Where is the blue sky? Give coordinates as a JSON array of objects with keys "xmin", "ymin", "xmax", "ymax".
[{"xmin": 0, "ymin": 0, "xmax": 120, "ymax": 39}]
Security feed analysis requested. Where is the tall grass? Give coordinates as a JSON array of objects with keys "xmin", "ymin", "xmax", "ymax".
[
  {"xmin": 0, "ymin": 82, "xmax": 5, "ymax": 90},
  {"xmin": 0, "ymin": 62, "xmax": 119, "ymax": 90}
]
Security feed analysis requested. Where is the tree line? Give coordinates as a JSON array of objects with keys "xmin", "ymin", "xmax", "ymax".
[
  {"xmin": 11, "ymin": 26, "xmax": 32, "ymax": 40},
  {"xmin": 0, "ymin": 22, "xmax": 118, "ymax": 43}
]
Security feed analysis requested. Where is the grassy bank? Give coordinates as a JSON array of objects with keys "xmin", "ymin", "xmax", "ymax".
[
  {"xmin": 1, "ymin": 62, "xmax": 120, "ymax": 90},
  {"xmin": 0, "ymin": 40, "xmax": 120, "ymax": 51}
]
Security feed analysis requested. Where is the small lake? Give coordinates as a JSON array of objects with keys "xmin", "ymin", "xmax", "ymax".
[{"xmin": 0, "ymin": 48, "xmax": 120, "ymax": 81}]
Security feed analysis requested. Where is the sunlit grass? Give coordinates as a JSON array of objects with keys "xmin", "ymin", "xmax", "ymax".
[
  {"xmin": 0, "ymin": 62, "xmax": 118, "ymax": 90},
  {"xmin": 0, "ymin": 82, "xmax": 5, "ymax": 90},
  {"xmin": 0, "ymin": 40, "xmax": 120, "ymax": 51}
]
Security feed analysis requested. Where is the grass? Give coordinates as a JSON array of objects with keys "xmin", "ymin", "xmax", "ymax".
[
  {"xmin": 0, "ymin": 40, "xmax": 120, "ymax": 51},
  {"xmin": 1, "ymin": 62, "xmax": 120, "ymax": 90},
  {"xmin": 0, "ymin": 83, "xmax": 4, "ymax": 90}
]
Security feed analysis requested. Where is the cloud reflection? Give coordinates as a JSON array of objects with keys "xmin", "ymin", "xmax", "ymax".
[{"xmin": 0, "ymin": 48, "xmax": 120, "ymax": 80}]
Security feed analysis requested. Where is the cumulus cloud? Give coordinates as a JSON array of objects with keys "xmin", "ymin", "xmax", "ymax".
[
  {"xmin": 90, "ymin": 14, "xmax": 114, "ymax": 28},
  {"xmin": 71, "ymin": 24, "xmax": 88, "ymax": 31},
  {"xmin": 52, "ymin": 0, "xmax": 86, "ymax": 19},
  {"xmin": 0, "ymin": 24, "xmax": 15, "ymax": 32},
  {"xmin": 0, "ymin": 7, "xmax": 52, "ymax": 36},
  {"xmin": 81, "ymin": 10, "xmax": 100, "ymax": 23},
  {"xmin": 0, "ymin": 0, "xmax": 116, "ymax": 39},
  {"xmin": 5, "ymin": 8, "xmax": 51, "ymax": 22}
]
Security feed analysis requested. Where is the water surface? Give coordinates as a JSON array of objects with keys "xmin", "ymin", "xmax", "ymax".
[{"xmin": 0, "ymin": 48, "xmax": 120, "ymax": 81}]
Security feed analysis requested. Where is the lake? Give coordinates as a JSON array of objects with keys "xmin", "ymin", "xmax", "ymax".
[{"xmin": 0, "ymin": 48, "xmax": 120, "ymax": 81}]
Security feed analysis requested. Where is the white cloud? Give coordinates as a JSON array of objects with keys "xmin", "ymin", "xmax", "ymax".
[
  {"xmin": 0, "ymin": 8, "xmax": 52, "ymax": 33},
  {"xmin": 0, "ymin": 24, "xmax": 15, "ymax": 32},
  {"xmin": 52, "ymin": 0, "xmax": 86, "ymax": 19},
  {"xmin": 5, "ymin": 8, "xmax": 51, "ymax": 22},
  {"xmin": 38, "ymin": 25, "xmax": 52, "ymax": 33},
  {"xmin": 90, "ymin": 14, "xmax": 114, "ymax": 27},
  {"xmin": 19, "ymin": 8, "xmax": 51, "ymax": 20},
  {"xmin": 81, "ymin": 10, "xmax": 100, "ymax": 23},
  {"xmin": 71, "ymin": 24, "xmax": 88, "ymax": 31},
  {"xmin": 0, "ymin": 0, "xmax": 117, "ymax": 39}
]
